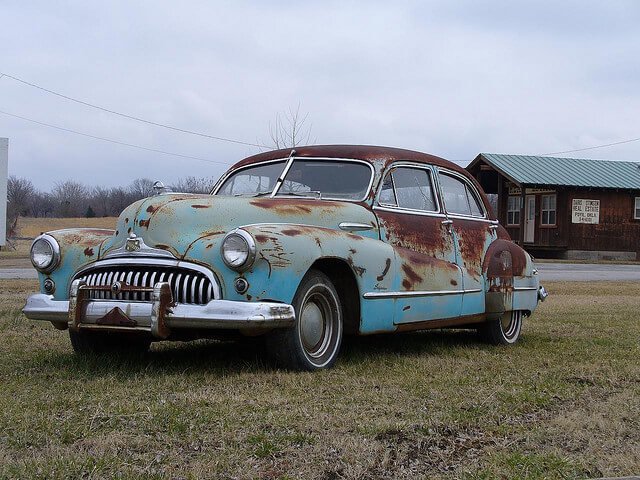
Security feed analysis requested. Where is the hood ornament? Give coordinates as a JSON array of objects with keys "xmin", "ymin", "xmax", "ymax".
[{"xmin": 125, "ymin": 233, "xmax": 142, "ymax": 252}]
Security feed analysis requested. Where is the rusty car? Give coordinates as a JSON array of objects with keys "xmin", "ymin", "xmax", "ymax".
[{"xmin": 23, "ymin": 145, "xmax": 547, "ymax": 370}]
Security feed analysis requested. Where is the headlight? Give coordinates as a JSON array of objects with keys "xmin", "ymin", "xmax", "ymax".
[
  {"xmin": 30, "ymin": 234, "xmax": 61, "ymax": 272},
  {"xmin": 221, "ymin": 229, "xmax": 256, "ymax": 271}
]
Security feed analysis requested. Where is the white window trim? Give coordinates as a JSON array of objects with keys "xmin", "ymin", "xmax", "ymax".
[
  {"xmin": 634, "ymin": 197, "xmax": 640, "ymax": 220},
  {"xmin": 507, "ymin": 196, "xmax": 520, "ymax": 226},
  {"xmin": 541, "ymin": 194, "xmax": 557, "ymax": 226}
]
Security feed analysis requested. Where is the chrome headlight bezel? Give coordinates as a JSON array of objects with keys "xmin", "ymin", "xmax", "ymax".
[
  {"xmin": 220, "ymin": 229, "xmax": 256, "ymax": 271},
  {"xmin": 30, "ymin": 234, "xmax": 61, "ymax": 273}
]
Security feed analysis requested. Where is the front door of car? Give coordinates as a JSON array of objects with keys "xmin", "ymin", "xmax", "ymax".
[
  {"xmin": 436, "ymin": 170, "xmax": 497, "ymax": 316},
  {"xmin": 374, "ymin": 164, "xmax": 463, "ymax": 323}
]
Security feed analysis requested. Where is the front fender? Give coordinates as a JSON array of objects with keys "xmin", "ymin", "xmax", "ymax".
[
  {"xmin": 184, "ymin": 224, "xmax": 394, "ymax": 311},
  {"xmin": 36, "ymin": 228, "xmax": 115, "ymax": 299}
]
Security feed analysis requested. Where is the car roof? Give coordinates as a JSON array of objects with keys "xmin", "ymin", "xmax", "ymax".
[{"xmin": 229, "ymin": 144, "xmax": 467, "ymax": 174}]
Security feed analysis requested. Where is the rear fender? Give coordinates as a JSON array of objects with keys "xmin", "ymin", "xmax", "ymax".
[{"xmin": 483, "ymin": 239, "xmax": 539, "ymax": 318}]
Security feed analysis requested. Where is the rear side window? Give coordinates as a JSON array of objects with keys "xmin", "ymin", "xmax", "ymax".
[
  {"xmin": 379, "ymin": 167, "xmax": 437, "ymax": 212},
  {"xmin": 439, "ymin": 173, "xmax": 485, "ymax": 217}
]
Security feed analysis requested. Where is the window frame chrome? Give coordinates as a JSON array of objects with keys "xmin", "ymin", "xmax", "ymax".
[
  {"xmin": 212, "ymin": 157, "xmax": 376, "ymax": 203},
  {"xmin": 436, "ymin": 168, "xmax": 489, "ymax": 221},
  {"xmin": 373, "ymin": 162, "xmax": 442, "ymax": 216}
]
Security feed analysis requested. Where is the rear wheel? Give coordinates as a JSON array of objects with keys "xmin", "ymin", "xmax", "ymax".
[
  {"xmin": 480, "ymin": 310, "xmax": 523, "ymax": 345},
  {"xmin": 266, "ymin": 270, "xmax": 343, "ymax": 371},
  {"xmin": 69, "ymin": 330, "xmax": 151, "ymax": 355}
]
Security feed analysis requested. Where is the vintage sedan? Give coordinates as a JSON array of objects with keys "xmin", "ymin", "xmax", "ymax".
[{"xmin": 24, "ymin": 145, "xmax": 547, "ymax": 370}]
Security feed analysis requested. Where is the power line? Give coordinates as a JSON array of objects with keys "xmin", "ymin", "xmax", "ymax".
[
  {"xmin": 540, "ymin": 136, "xmax": 640, "ymax": 156},
  {"xmin": 0, "ymin": 71, "xmax": 269, "ymax": 149},
  {"xmin": 0, "ymin": 109, "xmax": 231, "ymax": 165}
]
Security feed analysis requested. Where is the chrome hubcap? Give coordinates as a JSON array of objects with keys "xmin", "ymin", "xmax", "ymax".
[
  {"xmin": 300, "ymin": 301, "xmax": 324, "ymax": 351},
  {"xmin": 501, "ymin": 310, "xmax": 522, "ymax": 339},
  {"xmin": 298, "ymin": 290, "xmax": 336, "ymax": 361}
]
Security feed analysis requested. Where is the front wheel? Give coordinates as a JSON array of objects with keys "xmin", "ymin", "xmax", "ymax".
[
  {"xmin": 266, "ymin": 270, "xmax": 343, "ymax": 371},
  {"xmin": 480, "ymin": 310, "xmax": 524, "ymax": 345}
]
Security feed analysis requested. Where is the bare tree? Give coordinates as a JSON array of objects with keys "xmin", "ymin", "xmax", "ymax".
[
  {"xmin": 30, "ymin": 191, "xmax": 55, "ymax": 218},
  {"xmin": 172, "ymin": 176, "xmax": 216, "ymax": 194},
  {"xmin": 52, "ymin": 180, "xmax": 88, "ymax": 217},
  {"xmin": 267, "ymin": 104, "xmax": 314, "ymax": 149},
  {"xmin": 7, "ymin": 176, "xmax": 35, "ymax": 220},
  {"xmin": 128, "ymin": 178, "xmax": 156, "ymax": 200}
]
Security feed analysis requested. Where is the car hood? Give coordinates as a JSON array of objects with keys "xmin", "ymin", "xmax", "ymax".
[{"xmin": 101, "ymin": 194, "xmax": 378, "ymax": 259}]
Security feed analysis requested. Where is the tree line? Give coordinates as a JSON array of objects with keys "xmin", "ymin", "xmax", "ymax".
[{"xmin": 7, "ymin": 175, "xmax": 216, "ymax": 222}]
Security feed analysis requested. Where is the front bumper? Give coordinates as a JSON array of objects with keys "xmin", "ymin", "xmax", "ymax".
[{"xmin": 23, "ymin": 280, "xmax": 295, "ymax": 338}]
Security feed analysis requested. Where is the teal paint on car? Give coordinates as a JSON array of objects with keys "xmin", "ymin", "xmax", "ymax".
[{"xmin": 23, "ymin": 145, "xmax": 546, "ymax": 370}]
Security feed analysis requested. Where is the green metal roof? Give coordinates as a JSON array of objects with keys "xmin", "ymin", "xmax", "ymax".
[{"xmin": 469, "ymin": 153, "xmax": 640, "ymax": 190}]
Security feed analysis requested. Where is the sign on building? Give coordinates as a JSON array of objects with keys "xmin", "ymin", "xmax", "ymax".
[
  {"xmin": 0, "ymin": 138, "xmax": 7, "ymax": 247},
  {"xmin": 572, "ymin": 198, "xmax": 600, "ymax": 224}
]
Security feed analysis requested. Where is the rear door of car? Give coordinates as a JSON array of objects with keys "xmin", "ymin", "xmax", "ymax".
[
  {"xmin": 373, "ymin": 163, "xmax": 464, "ymax": 323},
  {"xmin": 435, "ymin": 169, "xmax": 498, "ymax": 315}
]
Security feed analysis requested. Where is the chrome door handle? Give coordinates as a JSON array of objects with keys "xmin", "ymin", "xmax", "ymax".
[
  {"xmin": 488, "ymin": 224, "xmax": 498, "ymax": 230},
  {"xmin": 441, "ymin": 219, "xmax": 453, "ymax": 233},
  {"xmin": 339, "ymin": 222, "xmax": 374, "ymax": 232}
]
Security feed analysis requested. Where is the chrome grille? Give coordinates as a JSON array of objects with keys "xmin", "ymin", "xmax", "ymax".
[{"xmin": 73, "ymin": 264, "xmax": 216, "ymax": 305}]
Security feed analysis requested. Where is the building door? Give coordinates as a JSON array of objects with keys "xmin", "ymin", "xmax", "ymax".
[{"xmin": 524, "ymin": 195, "xmax": 535, "ymax": 243}]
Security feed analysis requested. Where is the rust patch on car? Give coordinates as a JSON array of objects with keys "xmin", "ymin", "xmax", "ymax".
[
  {"xmin": 138, "ymin": 219, "xmax": 150, "ymax": 229},
  {"xmin": 282, "ymin": 228, "xmax": 302, "ymax": 236},
  {"xmin": 249, "ymin": 199, "xmax": 313, "ymax": 215},
  {"xmin": 146, "ymin": 205, "xmax": 157, "ymax": 214},
  {"xmin": 155, "ymin": 244, "xmax": 171, "ymax": 250},
  {"xmin": 450, "ymin": 279, "xmax": 458, "ymax": 286},
  {"xmin": 191, "ymin": 204, "xmax": 210, "ymax": 209},
  {"xmin": 349, "ymin": 248, "xmax": 357, "ymax": 254},
  {"xmin": 83, "ymin": 247, "xmax": 94, "ymax": 257},
  {"xmin": 125, "ymin": 217, "xmax": 129, "ymax": 223},
  {"xmin": 401, "ymin": 263, "xmax": 423, "ymax": 289},
  {"xmin": 377, "ymin": 258, "xmax": 392, "ymax": 281},
  {"xmin": 347, "ymin": 257, "xmax": 366, "ymax": 277},
  {"xmin": 402, "ymin": 305, "xmax": 411, "ymax": 311}
]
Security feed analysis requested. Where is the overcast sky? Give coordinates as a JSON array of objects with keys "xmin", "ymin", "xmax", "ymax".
[{"xmin": 2, "ymin": 1, "xmax": 640, "ymax": 190}]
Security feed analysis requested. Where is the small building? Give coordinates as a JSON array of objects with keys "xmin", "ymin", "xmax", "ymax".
[{"xmin": 467, "ymin": 153, "xmax": 640, "ymax": 260}]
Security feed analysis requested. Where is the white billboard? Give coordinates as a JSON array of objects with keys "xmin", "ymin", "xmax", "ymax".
[{"xmin": 0, "ymin": 138, "xmax": 7, "ymax": 247}]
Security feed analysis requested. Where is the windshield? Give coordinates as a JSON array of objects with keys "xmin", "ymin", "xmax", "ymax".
[{"xmin": 216, "ymin": 159, "xmax": 373, "ymax": 200}]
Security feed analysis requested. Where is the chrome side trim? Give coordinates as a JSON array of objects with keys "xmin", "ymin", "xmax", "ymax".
[
  {"xmin": 513, "ymin": 286, "xmax": 538, "ymax": 291},
  {"xmin": 363, "ymin": 288, "xmax": 482, "ymax": 299},
  {"xmin": 73, "ymin": 257, "xmax": 222, "ymax": 300}
]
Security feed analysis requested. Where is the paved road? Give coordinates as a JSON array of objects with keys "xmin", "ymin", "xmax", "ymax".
[
  {"xmin": 535, "ymin": 262, "xmax": 640, "ymax": 282},
  {"xmin": 1, "ymin": 263, "xmax": 639, "ymax": 282}
]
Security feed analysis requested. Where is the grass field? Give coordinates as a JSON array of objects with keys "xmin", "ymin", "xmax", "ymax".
[{"xmin": 0, "ymin": 280, "xmax": 638, "ymax": 479}]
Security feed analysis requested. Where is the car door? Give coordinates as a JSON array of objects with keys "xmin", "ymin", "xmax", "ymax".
[
  {"xmin": 436, "ymin": 169, "xmax": 497, "ymax": 316},
  {"xmin": 373, "ymin": 163, "xmax": 464, "ymax": 323}
]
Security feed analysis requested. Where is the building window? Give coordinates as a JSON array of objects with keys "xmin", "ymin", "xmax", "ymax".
[
  {"xmin": 541, "ymin": 194, "xmax": 556, "ymax": 225},
  {"xmin": 635, "ymin": 197, "xmax": 640, "ymax": 220},
  {"xmin": 507, "ymin": 196, "xmax": 520, "ymax": 225}
]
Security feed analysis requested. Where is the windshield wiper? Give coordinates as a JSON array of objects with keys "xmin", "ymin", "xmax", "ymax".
[
  {"xmin": 278, "ymin": 191, "xmax": 322, "ymax": 199},
  {"xmin": 233, "ymin": 190, "xmax": 273, "ymax": 197}
]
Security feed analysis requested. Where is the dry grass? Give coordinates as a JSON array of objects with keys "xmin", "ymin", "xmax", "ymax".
[
  {"xmin": 0, "ymin": 217, "xmax": 117, "ymax": 266},
  {"xmin": 0, "ymin": 280, "xmax": 638, "ymax": 479},
  {"xmin": 15, "ymin": 217, "xmax": 117, "ymax": 238}
]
